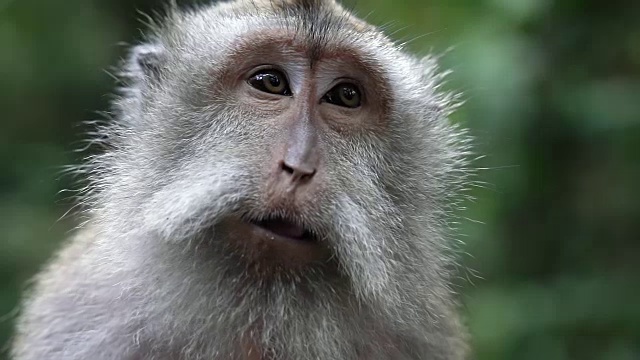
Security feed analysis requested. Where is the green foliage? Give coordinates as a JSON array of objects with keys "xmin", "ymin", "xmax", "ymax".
[{"xmin": 1, "ymin": 0, "xmax": 639, "ymax": 358}]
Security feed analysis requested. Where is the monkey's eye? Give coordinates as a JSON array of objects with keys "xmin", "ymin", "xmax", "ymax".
[
  {"xmin": 323, "ymin": 83, "xmax": 361, "ymax": 108},
  {"xmin": 247, "ymin": 69, "xmax": 292, "ymax": 96}
]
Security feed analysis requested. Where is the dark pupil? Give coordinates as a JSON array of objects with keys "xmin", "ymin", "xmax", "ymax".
[
  {"xmin": 342, "ymin": 87, "xmax": 356, "ymax": 100},
  {"xmin": 267, "ymin": 74, "xmax": 280, "ymax": 87}
]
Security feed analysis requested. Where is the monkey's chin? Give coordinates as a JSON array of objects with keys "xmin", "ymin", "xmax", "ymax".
[{"xmin": 216, "ymin": 215, "xmax": 332, "ymax": 270}]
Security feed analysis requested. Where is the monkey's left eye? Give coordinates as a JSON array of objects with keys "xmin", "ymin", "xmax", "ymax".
[
  {"xmin": 247, "ymin": 69, "xmax": 292, "ymax": 96},
  {"xmin": 323, "ymin": 83, "xmax": 362, "ymax": 108}
]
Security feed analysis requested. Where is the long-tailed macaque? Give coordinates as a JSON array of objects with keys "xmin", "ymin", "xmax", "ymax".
[{"xmin": 12, "ymin": 1, "xmax": 472, "ymax": 359}]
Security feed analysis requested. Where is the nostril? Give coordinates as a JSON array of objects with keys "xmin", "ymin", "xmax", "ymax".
[
  {"xmin": 301, "ymin": 169, "xmax": 316, "ymax": 180},
  {"xmin": 304, "ymin": 170, "xmax": 316, "ymax": 179},
  {"xmin": 279, "ymin": 160, "xmax": 316, "ymax": 181},
  {"xmin": 280, "ymin": 161, "xmax": 295, "ymax": 175}
]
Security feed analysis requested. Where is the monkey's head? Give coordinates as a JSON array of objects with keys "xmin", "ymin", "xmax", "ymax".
[{"xmin": 88, "ymin": 0, "xmax": 469, "ymax": 345}]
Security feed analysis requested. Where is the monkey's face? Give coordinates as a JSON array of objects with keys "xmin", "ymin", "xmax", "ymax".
[
  {"xmin": 98, "ymin": 1, "xmax": 467, "ymax": 306},
  {"xmin": 205, "ymin": 33, "xmax": 398, "ymax": 272}
]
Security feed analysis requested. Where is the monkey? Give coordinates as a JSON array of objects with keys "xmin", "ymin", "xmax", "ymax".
[{"xmin": 10, "ymin": 0, "xmax": 473, "ymax": 359}]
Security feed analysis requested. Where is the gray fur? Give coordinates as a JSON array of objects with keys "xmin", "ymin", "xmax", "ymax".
[{"xmin": 12, "ymin": 0, "xmax": 472, "ymax": 359}]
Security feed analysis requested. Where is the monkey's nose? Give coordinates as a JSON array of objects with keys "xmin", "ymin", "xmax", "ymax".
[
  {"xmin": 279, "ymin": 114, "xmax": 319, "ymax": 187},
  {"xmin": 279, "ymin": 159, "xmax": 316, "ymax": 184}
]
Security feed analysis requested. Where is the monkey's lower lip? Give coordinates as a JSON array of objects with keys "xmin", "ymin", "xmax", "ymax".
[{"xmin": 249, "ymin": 217, "xmax": 315, "ymax": 243}]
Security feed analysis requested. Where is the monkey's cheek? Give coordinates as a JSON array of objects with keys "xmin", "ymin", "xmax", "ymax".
[{"xmin": 217, "ymin": 217, "xmax": 331, "ymax": 271}]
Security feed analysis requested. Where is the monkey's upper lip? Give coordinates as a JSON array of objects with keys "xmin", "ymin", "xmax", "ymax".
[{"xmin": 249, "ymin": 216, "xmax": 315, "ymax": 242}]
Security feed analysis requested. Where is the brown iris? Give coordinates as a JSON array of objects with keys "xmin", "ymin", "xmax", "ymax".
[
  {"xmin": 323, "ymin": 83, "xmax": 361, "ymax": 108},
  {"xmin": 248, "ymin": 69, "xmax": 292, "ymax": 96}
]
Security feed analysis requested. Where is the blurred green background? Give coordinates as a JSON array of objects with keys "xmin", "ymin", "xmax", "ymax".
[{"xmin": 1, "ymin": 0, "xmax": 639, "ymax": 358}]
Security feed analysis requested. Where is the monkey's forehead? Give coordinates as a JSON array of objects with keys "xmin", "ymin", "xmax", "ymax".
[
  {"xmin": 140, "ymin": 0, "xmax": 449, "ymax": 113},
  {"xmin": 158, "ymin": 0, "xmax": 397, "ymax": 64},
  {"xmin": 214, "ymin": 0, "xmax": 376, "ymax": 32}
]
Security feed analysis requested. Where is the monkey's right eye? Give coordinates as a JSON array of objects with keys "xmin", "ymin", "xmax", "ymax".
[{"xmin": 247, "ymin": 70, "xmax": 292, "ymax": 96}]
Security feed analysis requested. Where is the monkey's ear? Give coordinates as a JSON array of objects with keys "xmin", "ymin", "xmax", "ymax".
[{"xmin": 125, "ymin": 43, "xmax": 166, "ymax": 81}]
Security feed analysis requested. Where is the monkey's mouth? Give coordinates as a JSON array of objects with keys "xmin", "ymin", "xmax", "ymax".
[
  {"xmin": 220, "ymin": 214, "xmax": 328, "ymax": 268},
  {"xmin": 218, "ymin": 214, "xmax": 333, "ymax": 268},
  {"xmin": 249, "ymin": 216, "xmax": 316, "ymax": 243},
  {"xmin": 220, "ymin": 213, "xmax": 329, "ymax": 268}
]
